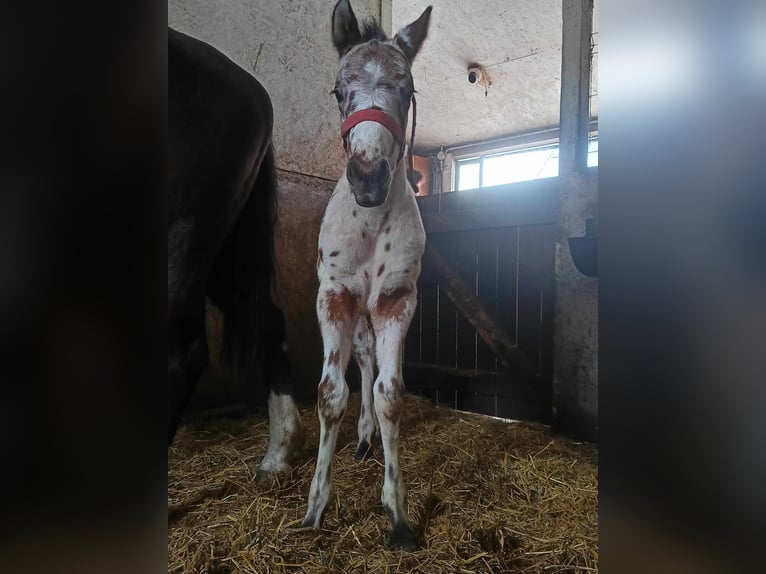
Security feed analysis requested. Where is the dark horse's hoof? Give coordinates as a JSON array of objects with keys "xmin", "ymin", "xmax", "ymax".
[
  {"xmin": 388, "ymin": 522, "xmax": 418, "ymax": 550},
  {"xmin": 354, "ymin": 440, "xmax": 374, "ymax": 461}
]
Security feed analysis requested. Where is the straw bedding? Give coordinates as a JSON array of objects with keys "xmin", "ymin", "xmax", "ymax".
[{"xmin": 168, "ymin": 393, "xmax": 598, "ymax": 573}]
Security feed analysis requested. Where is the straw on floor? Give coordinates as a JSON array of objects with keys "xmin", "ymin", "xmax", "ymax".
[{"xmin": 168, "ymin": 393, "xmax": 598, "ymax": 573}]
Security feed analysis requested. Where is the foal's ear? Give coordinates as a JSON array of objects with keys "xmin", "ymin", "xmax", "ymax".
[
  {"xmin": 332, "ymin": 0, "xmax": 362, "ymax": 57},
  {"xmin": 394, "ymin": 5, "xmax": 432, "ymax": 63}
]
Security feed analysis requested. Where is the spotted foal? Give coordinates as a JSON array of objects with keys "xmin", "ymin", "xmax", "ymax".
[{"xmin": 301, "ymin": 0, "xmax": 432, "ymax": 549}]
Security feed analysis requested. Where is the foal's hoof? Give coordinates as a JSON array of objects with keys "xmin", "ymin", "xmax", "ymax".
[
  {"xmin": 254, "ymin": 460, "xmax": 290, "ymax": 483},
  {"xmin": 301, "ymin": 510, "xmax": 325, "ymax": 529},
  {"xmin": 388, "ymin": 523, "xmax": 418, "ymax": 550},
  {"xmin": 255, "ymin": 469, "xmax": 279, "ymax": 483},
  {"xmin": 354, "ymin": 440, "xmax": 374, "ymax": 461}
]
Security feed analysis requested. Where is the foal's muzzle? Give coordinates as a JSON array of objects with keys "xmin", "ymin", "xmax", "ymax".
[{"xmin": 346, "ymin": 156, "xmax": 392, "ymax": 207}]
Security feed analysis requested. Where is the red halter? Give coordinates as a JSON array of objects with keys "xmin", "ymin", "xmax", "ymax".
[{"xmin": 340, "ymin": 95, "xmax": 417, "ymax": 175}]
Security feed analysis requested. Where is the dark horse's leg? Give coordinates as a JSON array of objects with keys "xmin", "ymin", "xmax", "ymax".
[
  {"xmin": 258, "ymin": 303, "xmax": 304, "ymax": 475},
  {"xmin": 167, "ymin": 286, "xmax": 208, "ymax": 445},
  {"xmin": 207, "ymin": 146, "xmax": 304, "ymax": 473}
]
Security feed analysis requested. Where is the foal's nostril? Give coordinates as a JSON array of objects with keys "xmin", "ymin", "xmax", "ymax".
[
  {"xmin": 346, "ymin": 157, "xmax": 360, "ymax": 183},
  {"xmin": 372, "ymin": 158, "xmax": 389, "ymax": 182},
  {"xmin": 346, "ymin": 156, "xmax": 369, "ymax": 187},
  {"xmin": 370, "ymin": 157, "xmax": 391, "ymax": 186}
]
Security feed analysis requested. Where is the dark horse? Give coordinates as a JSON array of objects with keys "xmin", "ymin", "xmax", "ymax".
[{"xmin": 168, "ymin": 28, "xmax": 303, "ymax": 473}]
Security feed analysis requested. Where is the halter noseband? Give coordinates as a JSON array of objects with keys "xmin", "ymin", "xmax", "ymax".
[{"xmin": 340, "ymin": 94, "xmax": 417, "ymax": 176}]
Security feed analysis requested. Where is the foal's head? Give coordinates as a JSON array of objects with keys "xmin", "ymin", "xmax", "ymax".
[{"xmin": 331, "ymin": 0, "xmax": 431, "ymax": 207}]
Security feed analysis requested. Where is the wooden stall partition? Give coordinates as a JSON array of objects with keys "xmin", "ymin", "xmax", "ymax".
[{"xmin": 405, "ymin": 178, "xmax": 559, "ymax": 422}]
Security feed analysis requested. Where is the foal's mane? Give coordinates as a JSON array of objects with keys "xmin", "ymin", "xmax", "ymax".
[{"xmin": 361, "ymin": 19, "xmax": 388, "ymax": 43}]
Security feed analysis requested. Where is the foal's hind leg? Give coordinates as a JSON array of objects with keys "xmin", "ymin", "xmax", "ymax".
[{"xmin": 352, "ymin": 316, "xmax": 378, "ymax": 460}]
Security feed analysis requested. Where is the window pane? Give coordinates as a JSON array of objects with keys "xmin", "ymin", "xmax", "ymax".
[
  {"xmin": 587, "ymin": 139, "xmax": 598, "ymax": 167},
  {"xmin": 482, "ymin": 146, "xmax": 559, "ymax": 187},
  {"xmin": 457, "ymin": 162, "xmax": 480, "ymax": 190}
]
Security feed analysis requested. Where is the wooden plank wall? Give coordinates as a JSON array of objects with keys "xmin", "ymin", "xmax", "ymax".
[{"xmin": 404, "ymin": 178, "xmax": 559, "ymax": 421}]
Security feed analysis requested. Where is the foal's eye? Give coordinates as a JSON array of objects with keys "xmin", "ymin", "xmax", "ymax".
[{"xmin": 331, "ymin": 89, "xmax": 344, "ymax": 103}]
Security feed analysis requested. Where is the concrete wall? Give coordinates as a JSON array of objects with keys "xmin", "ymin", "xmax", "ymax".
[
  {"xmin": 552, "ymin": 168, "xmax": 598, "ymax": 440},
  {"xmin": 170, "ymin": 0, "xmax": 382, "ymax": 401}
]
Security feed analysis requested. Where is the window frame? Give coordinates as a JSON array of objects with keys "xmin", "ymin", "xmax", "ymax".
[{"xmin": 450, "ymin": 123, "xmax": 598, "ymax": 192}]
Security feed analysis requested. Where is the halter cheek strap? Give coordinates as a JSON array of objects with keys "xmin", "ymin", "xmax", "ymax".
[{"xmin": 340, "ymin": 95, "xmax": 417, "ymax": 172}]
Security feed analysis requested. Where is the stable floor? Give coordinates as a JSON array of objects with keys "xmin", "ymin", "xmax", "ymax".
[{"xmin": 168, "ymin": 393, "xmax": 597, "ymax": 573}]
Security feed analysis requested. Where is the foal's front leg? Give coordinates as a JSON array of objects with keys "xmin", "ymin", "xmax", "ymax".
[
  {"xmin": 372, "ymin": 286, "xmax": 419, "ymax": 548},
  {"xmin": 302, "ymin": 287, "xmax": 356, "ymax": 528}
]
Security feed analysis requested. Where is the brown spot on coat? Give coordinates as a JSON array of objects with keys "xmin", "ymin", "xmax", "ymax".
[
  {"xmin": 329, "ymin": 250, "xmax": 340, "ymax": 257},
  {"xmin": 319, "ymin": 248, "xmax": 324, "ymax": 261},
  {"xmin": 324, "ymin": 407, "xmax": 346, "ymax": 429},
  {"xmin": 374, "ymin": 286, "xmax": 412, "ymax": 320},
  {"xmin": 361, "ymin": 232, "xmax": 367, "ymax": 239},
  {"xmin": 363, "ymin": 270, "xmax": 369, "ymax": 279},
  {"xmin": 325, "ymin": 287, "xmax": 359, "ymax": 324},
  {"xmin": 377, "ymin": 264, "xmax": 385, "ymax": 277},
  {"xmin": 328, "ymin": 349, "xmax": 340, "ymax": 365},
  {"xmin": 383, "ymin": 378, "xmax": 404, "ymax": 422},
  {"xmin": 385, "ymin": 225, "xmax": 392, "ymax": 234},
  {"xmin": 352, "ymin": 209, "xmax": 357, "ymax": 217},
  {"xmin": 385, "ymin": 243, "xmax": 391, "ymax": 251},
  {"xmin": 318, "ymin": 375, "xmax": 332, "ymax": 408}
]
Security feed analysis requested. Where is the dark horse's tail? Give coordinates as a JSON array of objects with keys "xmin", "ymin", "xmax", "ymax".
[{"xmin": 208, "ymin": 144, "xmax": 287, "ymax": 401}]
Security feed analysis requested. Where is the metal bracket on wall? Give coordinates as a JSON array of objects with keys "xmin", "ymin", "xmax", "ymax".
[{"xmin": 568, "ymin": 217, "xmax": 598, "ymax": 277}]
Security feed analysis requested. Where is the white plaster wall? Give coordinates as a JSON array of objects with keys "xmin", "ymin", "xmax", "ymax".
[
  {"xmin": 169, "ymin": 0, "xmax": 382, "ymax": 181},
  {"xmin": 394, "ymin": 0, "xmax": 564, "ymax": 150}
]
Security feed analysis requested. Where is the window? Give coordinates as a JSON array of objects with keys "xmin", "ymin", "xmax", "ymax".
[
  {"xmin": 454, "ymin": 139, "xmax": 598, "ymax": 191},
  {"xmin": 587, "ymin": 139, "xmax": 598, "ymax": 167}
]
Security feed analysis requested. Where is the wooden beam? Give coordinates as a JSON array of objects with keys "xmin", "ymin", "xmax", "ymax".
[
  {"xmin": 402, "ymin": 363, "xmax": 552, "ymax": 422},
  {"xmin": 420, "ymin": 205, "xmax": 557, "ymax": 235},
  {"xmin": 422, "ymin": 242, "xmax": 533, "ymax": 375},
  {"xmin": 559, "ymin": 0, "xmax": 593, "ymax": 174},
  {"xmin": 403, "ymin": 362, "xmax": 550, "ymax": 401}
]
